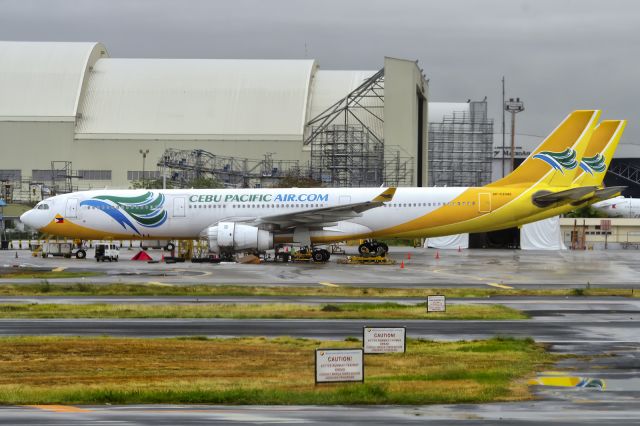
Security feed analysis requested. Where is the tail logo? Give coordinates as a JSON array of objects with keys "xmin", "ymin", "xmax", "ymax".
[
  {"xmin": 579, "ymin": 153, "xmax": 606, "ymax": 175},
  {"xmin": 533, "ymin": 148, "xmax": 578, "ymax": 174},
  {"xmin": 80, "ymin": 191, "xmax": 167, "ymax": 235}
]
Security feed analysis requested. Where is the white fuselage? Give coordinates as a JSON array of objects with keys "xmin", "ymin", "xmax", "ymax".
[
  {"xmin": 592, "ymin": 196, "xmax": 640, "ymax": 218},
  {"xmin": 21, "ymin": 187, "xmax": 476, "ymax": 242}
]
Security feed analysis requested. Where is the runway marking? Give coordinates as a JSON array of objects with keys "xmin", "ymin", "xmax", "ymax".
[
  {"xmin": 28, "ymin": 405, "xmax": 91, "ymax": 413},
  {"xmin": 51, "ymin": 267, "xmax": 67, "ymax": 272},
  {"xmin": 486, "ymin": 282, "xmax": 514, "ymax": 289},
  {"xmin": 318, "ymin": 281, "xmax": 339, "ymax": 287}
]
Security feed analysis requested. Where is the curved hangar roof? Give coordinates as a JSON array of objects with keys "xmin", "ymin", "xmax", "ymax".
[
  {"xmin": 76, "ymin": 59, "xmax": 317, "ymax": 140},
  {"xmin": 0, "ymin": 41, "xmax": 380, "ymax": 140},
  {"xmin": 0, "ymin": 41, "xmax": 108, "ymax": 120}
]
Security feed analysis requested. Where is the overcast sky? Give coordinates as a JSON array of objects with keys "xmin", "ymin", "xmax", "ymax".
[{"xmin": 1, "ymin": 0, "xmax": 638, "ymax": 147}]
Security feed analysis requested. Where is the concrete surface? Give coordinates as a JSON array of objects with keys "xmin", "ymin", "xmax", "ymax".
[{"xmin": 2, "ymin": 246, "xmax": 640, "ymax": 289}]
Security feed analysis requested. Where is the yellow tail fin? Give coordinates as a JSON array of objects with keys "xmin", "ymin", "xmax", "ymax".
[
  {"xmin": 574, "ymin": 120, "xmax": 626, "ymax": 186},
  {"xmin": 488, "ymin": 110, "xmax": 600, "ymax": 187}
]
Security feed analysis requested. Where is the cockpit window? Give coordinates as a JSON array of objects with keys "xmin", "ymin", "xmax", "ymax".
[{"xmin": 36, "ymin": 204, "xmax": 50, "ymax": 210}]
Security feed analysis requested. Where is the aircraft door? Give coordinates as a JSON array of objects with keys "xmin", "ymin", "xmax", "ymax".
[
  {"xmin": 173, "ymin": 197, "xmax": 186, "ymax": 217},
  {"xmin": 478, "ymin": 193, "xmax": 491, "ymax": 213},
  {"xmin": 65, "ymin": 198, "xmax": 78, "ymax": 218}
]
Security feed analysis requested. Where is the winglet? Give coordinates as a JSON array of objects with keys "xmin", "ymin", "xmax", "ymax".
[{"xmin": 373, "ymin": 187, "xmax": 396, "ymax": 203}]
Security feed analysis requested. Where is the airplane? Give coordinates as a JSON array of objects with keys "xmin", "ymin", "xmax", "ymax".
[
  {"xmin": 592, "ymin": 196, "xmax": 640, "ymax": 218},
  {"xmin": 20, "ymin": 110, "xmax": 620, "ymax": 261},
  {"xmin": 493, "ymin": 118, "xmax": 627, "ymax": 228}
]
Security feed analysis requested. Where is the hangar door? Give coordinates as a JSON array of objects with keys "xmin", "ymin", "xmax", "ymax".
[{"xmin": 478, "ymin": 193, "xmax": 491, "ymax": 213}]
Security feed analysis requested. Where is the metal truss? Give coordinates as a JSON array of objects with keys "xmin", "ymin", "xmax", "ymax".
[
  {"xmin": 608, "ymin": 162, "xmax": 640, "ymax": 186},
  {"xmin": 159, "ymin": 149, "xmax": 305, "ymax": 188}
]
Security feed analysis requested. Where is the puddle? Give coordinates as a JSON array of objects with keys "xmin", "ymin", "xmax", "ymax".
[{"xmin": 529, "ymin": 372, "xmax": 606, "ymax": 390}]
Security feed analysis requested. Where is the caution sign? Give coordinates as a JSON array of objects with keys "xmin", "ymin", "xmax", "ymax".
[
  {"xmin": 427, "ymin": 295, "xmax": 446, "ymax": 312},
  {"xmin": 363, "ymin": 327, "xmax": 406, "ymax": 354},
  {"xmin": 315, "ymin": 348, "xmax": 364, "ymax": 383}
]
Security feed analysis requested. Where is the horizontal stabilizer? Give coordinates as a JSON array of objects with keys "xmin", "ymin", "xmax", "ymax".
[
  {"xmin": 532, "ymin": 186, "xmax": 597, "ymax": 207},
  {"xmin": 591, "ymin": 186, "xmax": 627, "ymax": 202}
]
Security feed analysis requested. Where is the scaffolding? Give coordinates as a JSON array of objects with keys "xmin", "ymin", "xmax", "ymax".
[
  {"xmin": 428, "ymin": 101, "xmax": 493, "ymax": 187},
  {"xmin": 306, "ymin": 69, "xmax": 413, "ymax": 187},
  {"xmin": 159, "ymin": 149, "xmax": 307, "ymax": 188}
]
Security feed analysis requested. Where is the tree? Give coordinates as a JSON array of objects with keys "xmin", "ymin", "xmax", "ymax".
[
  {"xmin": 271, "ymin": 174, "xmax": 323, "ymax": 188},
  {"xmin": 130, "ymin": 176, "xmax": 223, "ymax": 189},
  {"xmin": 564, "ymin": 205, "xmax": 607, "ymax": 218}
]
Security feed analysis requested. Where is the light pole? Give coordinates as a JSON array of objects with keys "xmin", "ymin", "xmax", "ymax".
[
  {"xmin": 504, "ymin": 98, "xmax": 524, "ymax": 172},
  {"xmin": 139, "ymin": 149, "xmax": 149, "ymax": 188}
]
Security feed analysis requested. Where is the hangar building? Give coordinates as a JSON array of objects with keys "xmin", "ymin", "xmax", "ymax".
[{"xmin": 0, "ymin": 41, "xmax": 428, "ymax": 200}]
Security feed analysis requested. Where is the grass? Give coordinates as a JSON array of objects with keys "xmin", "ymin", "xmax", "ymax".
[
  {"xmin": 0, "ymin": 336, "xmax": 554, "ymax": 405},
  {"xmin": 0, "ymin": 282, "xmax": 636, "ymax": 298},
  {"xmin": 0, "ymin": 302, "xmax": 526, "ymax": 320},
  {"xmin": 0, "ymin": 270, "xmax": 103, "ymax": 279}
]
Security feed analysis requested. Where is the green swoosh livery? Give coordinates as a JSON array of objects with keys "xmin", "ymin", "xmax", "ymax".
[
  {"xmin": 581, "ymin": 153, "xmax": 606, "ymax": 173},
  {"xmin": 95, "ymin": 191, "xmax": 168, "ymax": 228}
]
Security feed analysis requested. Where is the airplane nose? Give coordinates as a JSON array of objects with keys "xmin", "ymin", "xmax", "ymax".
[{"xmin": 20, "ymin": 210, "xmax": 37, "ymax": 229}]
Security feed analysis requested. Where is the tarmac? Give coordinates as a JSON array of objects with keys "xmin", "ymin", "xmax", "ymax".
[
  {"xmin": 2, "ymin": 246, "xmax": 640, "ymax": 288},
  {"xmin": 0, "ymin": 247, "xmax": 639, "ymax": 424}
]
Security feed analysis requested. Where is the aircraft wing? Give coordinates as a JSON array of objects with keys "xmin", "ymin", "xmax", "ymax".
[
  {"xmin": 533, "ymin": 186, "xmax": 597, "ymax": 206},
  {"xmin": 252, "ymin": 187, "xmax": 397, "ymax": 229}
]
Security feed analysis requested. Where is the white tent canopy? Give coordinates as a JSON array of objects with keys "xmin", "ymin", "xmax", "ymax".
[
  {"xmin": 424, "ymin": 233, "xmax": 469, "ymax": 250},
  {"xmin": 520, "ymin": 216, "xmax": 567, "ymax": 250}
]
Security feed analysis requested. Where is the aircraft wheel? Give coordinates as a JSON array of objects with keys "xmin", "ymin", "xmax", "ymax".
[
  {"xmin": 320, "ymin": 249, "xmax": 331, "ymax": 261},
  {"xmin": 358, "ymin": 243, "xmax": 371, "ymax": 255},
  {"xmin": 165, "ymin": 243, "xmax": 175, "ymax": 252}
]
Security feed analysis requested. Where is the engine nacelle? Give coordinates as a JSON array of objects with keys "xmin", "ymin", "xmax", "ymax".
[{"xmin": 201, "ymin": 222, "xmax": 273, "ymax": 253}]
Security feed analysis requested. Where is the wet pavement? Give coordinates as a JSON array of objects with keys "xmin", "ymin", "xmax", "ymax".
[
  {"xmin": 2, "ymin": 246, "xmax": 640, "ymax": 289},
  {"xmin": 0, "ymin": 248, "xmax": 639, "ymax": 424}
]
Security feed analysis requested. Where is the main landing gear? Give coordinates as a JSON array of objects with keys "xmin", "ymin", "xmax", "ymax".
[{"xmin": 358, "ymin": 240, "xmax": 389, "ymax": 257}]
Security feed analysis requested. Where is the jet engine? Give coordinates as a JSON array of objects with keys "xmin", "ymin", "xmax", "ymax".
[{"xmin": 201, "ymin": 222, "xmax": 273, "ymax": 253}]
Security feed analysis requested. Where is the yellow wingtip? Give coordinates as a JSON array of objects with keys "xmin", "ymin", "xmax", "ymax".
[{"xmin": 373, "ymin": 187, "xmax": 397, "ymax": 203}]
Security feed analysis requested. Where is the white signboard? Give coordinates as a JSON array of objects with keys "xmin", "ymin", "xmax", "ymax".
[
  {"xmin": 363, "ymin": 327, "xmax": 406, "ymax": 354},
  {"xmin": 315, "ymin": 348, "xmax": 364, "ymax": 383},
  {"xmin": 427, "ymin": 295, "xmax": 446, "ymax": 312}
]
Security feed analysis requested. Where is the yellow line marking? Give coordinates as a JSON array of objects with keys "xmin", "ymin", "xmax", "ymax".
[
  {"xmin": 487, "ymin": 282, "xmax": 514, "ymax": 289},
  {"xmin": 51, "ymin": 267, "xmax": 66, "ymax": 272},
  {"xmin": 28, "ymin": 405, "xmax": 91, "ymax": 413},
  {"xmin": 319, "ymin": 281, "xmax": 339, "ymax": 287}
]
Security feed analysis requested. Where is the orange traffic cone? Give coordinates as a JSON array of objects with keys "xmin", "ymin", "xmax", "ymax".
[
  {"xmin": 407, "ymin": 253, "xmax": 411, "ymax": 260},
  {"xmin": 435, "ymin": 251, "xmax": 440, "ymax": 260},
  {"xmin": 400, "ymin": 260, "xmax": 405, "ymax": 269}
]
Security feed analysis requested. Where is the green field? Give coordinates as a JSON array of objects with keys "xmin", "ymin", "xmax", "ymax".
[
  {"xmin": 0, "ymin": 336, "xmax": 554, "ymax": 405},
  {"xmin": 0, "ymin": 282, "xmax": 636, "ymax": 298},
  {"xmin": 0, "ymin": 302, "xmax": 525, "ymax": 320},
  {"xmin": 0, "ymin": 270, "xmax": 103, "ymax": 279}
]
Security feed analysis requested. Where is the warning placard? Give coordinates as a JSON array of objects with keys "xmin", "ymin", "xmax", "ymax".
[
  {"xmin": 363, "ymin": 327, "xmax": 406, "ymax": 354},
  {"xmin": 315, "ymin": 348, "xmax": 364, "ymax": 383},
  {"xmin": 427, "ymin": 295, "xmax": 446, "ymax": 312}
]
